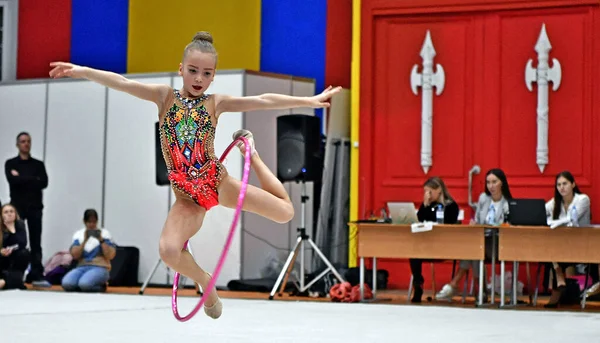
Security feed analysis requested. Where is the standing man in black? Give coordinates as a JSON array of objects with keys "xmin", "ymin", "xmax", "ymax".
[{"xmin": 5, "ymin": 132, "xmax": 51, "ymax": 287}]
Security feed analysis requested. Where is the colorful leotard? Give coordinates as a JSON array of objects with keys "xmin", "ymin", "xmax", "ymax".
[{"xmin": 159, "ymin": 90, "xmax": 226, "ymax": 210}]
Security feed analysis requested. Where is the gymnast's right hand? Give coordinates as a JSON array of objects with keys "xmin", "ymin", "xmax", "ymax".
[{"xmin": 49, "ymin": 62, "xmax": 86, "ymax": 79}]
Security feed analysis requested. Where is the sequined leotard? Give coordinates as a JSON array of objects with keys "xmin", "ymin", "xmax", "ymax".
[{"xmin": 159, "ymin": 90, "xmax": 226, "ymax": 210}]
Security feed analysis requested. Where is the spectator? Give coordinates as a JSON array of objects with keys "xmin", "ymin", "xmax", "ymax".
[
  {"xmin": 4, "ymin": 132, "xmax": 49, "ymax": 287},
  {"xmin": 0, "ymin": 204, "xmax": 30, "ymax": 290},
  {"xmin": 544, "ymin": 170, "xmax": 591, "ymax": 308},
  {"xmin": 435, "ymin": 168, "xmax": 512, "ymax": 301},
  {"xmin": 409, "ymin": 176, "xmax": 459, "ymax": 303},
  {"xmin": 61, "ymin": 209, "xmax": 116, "ymax": 292}
]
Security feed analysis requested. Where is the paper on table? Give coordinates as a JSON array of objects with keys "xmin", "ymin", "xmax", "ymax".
[{"xmin": 411, "ymin": 222, "xmax": 434, "ymax": 233}]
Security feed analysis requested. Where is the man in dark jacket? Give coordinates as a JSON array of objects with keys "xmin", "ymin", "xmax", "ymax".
[{"xmin": 4, "ymin": 132, "xmax": 50, "ymax": 287}]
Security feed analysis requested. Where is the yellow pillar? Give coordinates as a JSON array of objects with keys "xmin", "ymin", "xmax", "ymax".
[{"xmin": 348, "ymin": 0, "xmax": 361, "ymax": 268}]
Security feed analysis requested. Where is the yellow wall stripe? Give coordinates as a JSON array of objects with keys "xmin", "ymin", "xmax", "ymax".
[
  {"xmin": 127, "ymin": 0, "xmax": 261, "ymax": 73},
  {"xmin": 348, "ymin": 0, "xmax": 361, "ymax": 268}
]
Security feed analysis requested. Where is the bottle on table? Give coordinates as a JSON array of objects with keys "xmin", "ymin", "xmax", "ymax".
[{"xmin": 436, "ymin": 204, "xmax": 444, "ymax": 224}]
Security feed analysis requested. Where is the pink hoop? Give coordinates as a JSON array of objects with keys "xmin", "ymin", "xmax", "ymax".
[{"xmin": 171, "ymin": 136, "xmax": 252, "ymax": 322}]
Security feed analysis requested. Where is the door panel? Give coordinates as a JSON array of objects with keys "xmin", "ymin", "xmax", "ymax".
[
  {"xmin": 496, "ymin": 11, "xmax": 590, "ymax": 181},
  {"xmin": 370, "ymin": 15, "xmax": 478, "ymax": 213}
]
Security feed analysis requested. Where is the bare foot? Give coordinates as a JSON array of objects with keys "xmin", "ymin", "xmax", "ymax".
[{"xmin": 0, "ymin": 279, "xmax": 6, "ymax": 289}]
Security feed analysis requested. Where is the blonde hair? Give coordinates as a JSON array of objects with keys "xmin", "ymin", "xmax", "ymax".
[
  {"xmin": 183, "ymin": 31, "xmax": 218, "ymax": 65},
  {"xmin": 423, "ymin": 177, "xmax": 454, "ymax": 205}
]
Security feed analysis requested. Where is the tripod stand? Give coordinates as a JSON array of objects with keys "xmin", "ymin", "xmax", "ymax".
[
  {"xmin": 139, "ymin": 243, "xmax": 202, "ymax": 295},
  {"xmin": 269, "ymin": 180, "xmax": 345, "ymax": 299}
]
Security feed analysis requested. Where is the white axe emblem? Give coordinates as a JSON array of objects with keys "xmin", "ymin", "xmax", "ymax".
[
  {"xmin": 410, "ymin": 30, "xmax": 445, "ymax": 174},
  {"xmin": 525, "ymin": 23, "xmax": 562, "ymax": 173}
]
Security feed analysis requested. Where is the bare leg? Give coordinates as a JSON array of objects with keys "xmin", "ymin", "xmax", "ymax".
[
  {"xmin": 553, "ymin": 263, "xmax": 566, "ymax": 287},
  {"xmin": 546, "ymin": 262, "xmax": 567, "ymax": 308},
  {"xmin": 218, "ymin": 174, "xmax": 294, "ymax": 224},
  {"xmin": 0, "ymin": 279, "xmax": 5, "ymax": 289},
  {"xmin": 220, "ymin": 130, "xmax": 294, "ymax": 223},
  {"xmin": 449, "ymin": 269, "xmax": 468, "ymax": 288},
  {"xmin": 249, "ymin": 153, "xmax": 291, "ymax": 201},
  {"xmin": 158, "ymin": 196, "xmax": 222, "ymax": 318},
  {"xmin": 232, "ymin": 129, "xmax": 290, "ymax": 202}
]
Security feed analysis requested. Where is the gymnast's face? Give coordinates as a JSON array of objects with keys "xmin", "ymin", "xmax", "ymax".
[{"xmin": 178, "ymin": 50, "xmax": 216, "ymax": 98}]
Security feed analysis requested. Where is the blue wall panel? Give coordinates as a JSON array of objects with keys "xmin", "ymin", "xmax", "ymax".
[
  {"xmin": 71, "ymin": 0, "xmax": 129, "ymax": 73},
  {"xmin": 260, "ymin": 0, "xmax": 327, "ymax": 95}
]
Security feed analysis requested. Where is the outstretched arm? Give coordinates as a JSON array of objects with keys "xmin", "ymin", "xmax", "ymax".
[
  {"xmin": 49, "ymin": 62, "xmax": 169, "ymax": 107},
  {"xmin": 215, "ymin": 86, "xmax": 342, "ymax": 117}
]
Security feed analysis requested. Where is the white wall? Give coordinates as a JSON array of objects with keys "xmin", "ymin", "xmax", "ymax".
[
  {"xmin": 43, "ymin": 81, "xmax": 106, "ymax": 261},
  {"xmin": 103, "ymin": 76, "xmax": 172, "ymax": 285},
  {"xmin": 0, "ymin": 83, "xmax": 47, "ymax": 203},
  {"xmin": 0, "ymin": 70, "xmax": 315, "ymax": 288}
]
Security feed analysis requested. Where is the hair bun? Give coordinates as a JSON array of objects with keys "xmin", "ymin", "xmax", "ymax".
[{"xmin": 193, "ymin": 31, "xmax": 214, "ymax": 44}]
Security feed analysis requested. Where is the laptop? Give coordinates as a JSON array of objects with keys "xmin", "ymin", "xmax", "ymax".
[
  {"xmin": 508, "ymin": 198, "xmax": 548, "ymax": 226},
  {"xmin": 387, "ymin": 202, "xmax": 419, "ymax": 224}
]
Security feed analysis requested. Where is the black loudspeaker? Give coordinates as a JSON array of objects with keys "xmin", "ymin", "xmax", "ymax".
[
  {"xmin": 109, "ymin": 246, "xmax": 140, "ymax": 286},
  {"xmin": 155, "ymin": 122, "xmax": 170, "ymax": 186},
  {"xmin": 277, "ymin": 114, "xmax": 323, "ymax": 182}
]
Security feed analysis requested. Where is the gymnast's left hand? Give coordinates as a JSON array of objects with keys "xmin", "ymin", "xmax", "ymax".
[
  {"xmin": 308, "ymin": 86, "xmax": 342, "ymax": 108},
  {"xmin": 49, "ymin": 62, "xmax": 86, "ymax": 79}
]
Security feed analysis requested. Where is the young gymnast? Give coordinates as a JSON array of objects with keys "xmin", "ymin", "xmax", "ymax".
[{"xmin": 49, "ymin": 31, "xmax": 341, "ymax": 319}]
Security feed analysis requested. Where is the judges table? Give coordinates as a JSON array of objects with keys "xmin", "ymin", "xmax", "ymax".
[
  {"xmin": 498, "ymin": 225, "xmax": 600, "ymax": 308},
  {"xmin": 355, "ymin": 223, "xmax": 487, "ymax": 304}
]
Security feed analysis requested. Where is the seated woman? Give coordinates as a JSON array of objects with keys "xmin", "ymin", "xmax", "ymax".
[
  {"xmin": 544, "ymin": 170, "xmax": 591, "ymax": 308},
  {"xmin": 435, "ymin": 168, "xmax": 512, "ymax": 301},
  {"xmin": 0, "ymin": 204, "xmax": 30, "ymax": 290},
  {"xmin": 61, "ymin": 209, "xmax": 117, "ymax": 292},
  {"xmin": 409, "ymin": 177, "xmax": 459, "ymax": 303}
]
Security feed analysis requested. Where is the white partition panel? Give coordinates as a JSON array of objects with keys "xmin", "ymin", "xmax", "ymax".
[
  {"xmin": 291, "ymin": 79, "xmax": 316, "ymax": 116},
  {"xmin": 172, "ymin": 72, "xmax": 244, "ymax": 287},
  {"xmin": 241, "ymin": 74, "xmax": 316, "ymax": 279},
  {"xmin": 104, "ymin": 76, "xmax": 171, "ymax": 285},
  {"xmin": 43, "ymin": 81, "xmax": 106, "ymax": 260},
  {"xmin": 0, "ymin": 83, "xmax": 47, "ymax": 204}
]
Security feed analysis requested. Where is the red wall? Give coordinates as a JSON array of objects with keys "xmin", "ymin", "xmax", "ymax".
[
  {"xmin": 17, "ymin": 0, "xmax": 71, "ymax": 79},
  {"xmin": 359, "ymin": 0, "xmax": 600, "ymax": 290},
  {"xmin": 325, "ymin": 0, "xmax": 352, "ymax": 89}
]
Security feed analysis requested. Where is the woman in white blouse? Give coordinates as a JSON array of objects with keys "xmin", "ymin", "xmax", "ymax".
[
  {"xmin": 544, "ymin": 170, "xmax": 591, "ymax": 308},
  {"xmin": 545, "ymin": 171, "xmax": 590, "ymax": 226}
]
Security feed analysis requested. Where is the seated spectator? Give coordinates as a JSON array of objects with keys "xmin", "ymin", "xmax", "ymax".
[
  {"xmin": 544, "ymin": 171, "xmax": 591, "ymax": 307},
  {"xmin": 409, "ymin": 176, "xmax": 459, "ymax": 303},
  {"xmin": 61, "ymin": 209, "xmax": 116, "ymax": 292},
  {"xmin": 0, "ymin": 204, "xmax": 30, "ymax": 290},
  {"xmin": 435, "ymin": 168, "xmax": 512, "ymax": 301}
]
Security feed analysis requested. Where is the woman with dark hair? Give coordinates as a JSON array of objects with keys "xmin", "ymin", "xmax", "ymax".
[
  {"xmin": 546, "ymin": 171, "xmax": 590, "ymax": 225},
  {"xmin": 409, "ymin": 177, "xmax": 459, "ymax": 303},
  {"xmin": 61, "ymin": 209, "xmax": 117, "ymax": 292},
  {"xmin": 435, "ymin": 168, "xmax": 512, "ymax": 301},
  {"xmin": 544, "ymin": 171, "xmax": 591, "ymax": 307},
  {"xmin": 0, "ymin": 204, "xmax": 30, "ymax": 290}
]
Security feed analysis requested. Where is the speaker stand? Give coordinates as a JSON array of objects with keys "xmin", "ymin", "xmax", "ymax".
[
  {"xmin": 139, "ymin": 244, "xmax": 202, "ymax": 295},
  {"xmin": 269, "ymin": 180, "xmax": 345, "ymax": 299}
]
